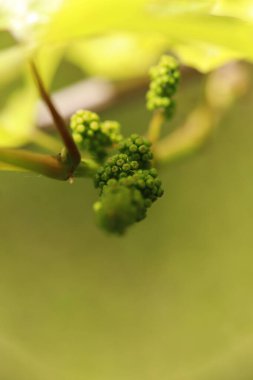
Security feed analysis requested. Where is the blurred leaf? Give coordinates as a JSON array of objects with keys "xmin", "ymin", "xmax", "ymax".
[
  {"xmin": 173, "ymin": 41, "xmax": 243, "ymax": 73},
  {"xmin": 35, "ymin": 43, "xmax": 65, "ymax": 88},
  {"xmin": 0, "ymin": 75, "xmax": 37, "ymax": 147},
  {"xmin": 44, "ymin": 0, "xmax": 253, "ymax": 61},
  {"xmin": 0, "ymin": 0, "xmax": 67, "ymax": 149},
  {"xmin": 0, "ymin": 44, "xmax": 64, "ymax": 148},
  {"xmin": 67, "ymin": 33, "xmax": 168, "ymax": 79},
  {"xmin": 214, "ymin": 0, "xmax": 253, "ymax": 20},
  {"xmin": 149, "ymin": 0, "xmax": 217, "ymax": 14},
  {"xmin": 43, "ymin": 0, "xmax": 253, "ymax": 77},
  {"xmin": 153, "ymin": 14, "xmax": 253, "ymax": 61},
  {"xmin": 0, "ymin": 30, "xmax": 17, "ymax": 49},
  {"xmin": 0, "ymin": 45, "xmax": 32, "ymax": 86},
  {"xmin": 43, "ymin": 0, "xmax": 147, "ymax": 42}
]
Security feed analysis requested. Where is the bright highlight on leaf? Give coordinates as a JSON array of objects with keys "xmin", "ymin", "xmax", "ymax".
[
  {"xmin": 0, "ymin": 0, "xmax": 63, "ymax": 41},
  {"xmin": 213, "ymin": 0, "xmax": 253, "ymax": 21}
]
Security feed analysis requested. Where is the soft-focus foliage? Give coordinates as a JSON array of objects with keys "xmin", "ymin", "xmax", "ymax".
[
  {"xmin": 213, "ymin": 0, "xmax": 253, "ymax": 20},
  {"xmin": 172, "ymin": 42, "xmax": 244, "ymax": 73},
  {"xmin": 0, "ymin": 44, "xmax": 63, "ymax": 147},
  {"xmin": 0, "ymin": 0, "xmax": 253, "ymax": 147},
  {"xmin": 67, "ymin": 34, "xmax": 169, "ymax": 80}
]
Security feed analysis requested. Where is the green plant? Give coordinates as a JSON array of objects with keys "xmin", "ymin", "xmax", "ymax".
[
  {"xmin": 0, "ymin": 53, "xmax": 248, "ymax": 234},
  {"xmin": 0, "ymin": 55, "xmax": 178, "ymax": 234}
]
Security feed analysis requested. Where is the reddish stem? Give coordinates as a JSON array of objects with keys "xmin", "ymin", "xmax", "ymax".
[{"xmin": 30, "ymin": 61, "xmax": 81, "ymax": 173}]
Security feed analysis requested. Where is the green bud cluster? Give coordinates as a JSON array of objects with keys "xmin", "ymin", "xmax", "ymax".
[
  {"xmin": 94, "ymin": 153, "xmax": 139, "ymax": 189},
  {"xmin": 93, "ymin": 134, "xmax": 164, "ymax": 234},
  {"xmin": 118, "ymin": 133, "xmax": 153, "ymax": 167},
  {"xmin": 94, "ymin": 183, "xmax": 147, "ymax": 235},
  {"xmin": 146, "ymin": 55, "xmax": 180, "ymax": 118},
  {"xmin": 70, "ymin": 110, "xmax": 122, "ymax": 160}
]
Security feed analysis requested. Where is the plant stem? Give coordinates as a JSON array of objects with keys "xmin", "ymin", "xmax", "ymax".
[
  {"xmin": 0, "ymin": 148, "xmax": 69, "ymax": 180},
  {"xmin": 30, "ymin": 60, "xmax": 81, "ymax": 171},
  {"xmin": 0, "ymin": 162, "xmax": 26, "ymax": 172},
  {"xmin": 147, "ymin": 110, "xmax": 165, "ymax": 144},
  {"xmin": 74, "ymin": 158, "xmax": 100, "ymax": 178},
  {"xmin": 154, "ymin": 105, "xmax": 218, "ymax": 163}
]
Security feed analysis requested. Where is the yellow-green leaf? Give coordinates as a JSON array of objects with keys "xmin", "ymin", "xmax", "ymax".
[
  {"xmin": 0, "ymin": 75, "xmax": 37, "ymax": 147},
  {"xmin": 67, "ymin": 33, "xmax": 168, "ymax": 79},
  {"xmin": 214, "ymin": 0, "xmax": 253, "ymax": 21},
  {"xmin": 0, "ymin": 45, "xmax": 64, "ymax": 147},
  {"xmin": 0, "ymin": 45, "xmax": 32, "ymax": 86},
  {"xmin": 44, "ymin": 0, "xmax": 253, "ymax": 63},
  {"xmin": 173, "ymin": 41, "xmax": 243, "ymax": 73}
]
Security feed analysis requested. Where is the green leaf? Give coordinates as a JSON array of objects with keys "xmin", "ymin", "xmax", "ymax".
[
  {"xmin": 0, "ymin": 45, "xmax": 31, "ymax": 86},
  {"xmin": 44, "ymin": 0, "xmax": 253, "ymax": 63},
  {"xmin": 0, "ymin": 30, "xmax": 17, "ymax": 49},
  {"xmin": 214, "ymin": 0, "xmax": 253, "ymax": 21},
  {"xmin": 0, "ymin": 74, "xmax": 37, "ymax": 147},
  {"xmin": 35, "ymin": 43, "xmax": 65, "ymax": 88},
  {"xmin": 149, "ymin": 0, "xmax": 217, "ymax": 15},
  {"xmin": 67, "ymin": 33, "xmax": 168, "ymax": 79},
  {"xmin": 160, "ymin": 14, "xmax": 253, "ymax": 60},
  {"xmin": 0, "ymin": 0, "xmax": 67, "ymax": 149},
  {"xmin": 42, "ymin": 0, "xmax": 253, "ymax": 77},
  {"xmin": 43, "ymin": 0, "xmax": 147, "ymax": 42},
  {"xmin": 172, "ymin": 41, "xmax": 243, "ymax": 73},
  {"xmin": 0, "ymin": 44, "xmax": 64, "ymax": 148}
]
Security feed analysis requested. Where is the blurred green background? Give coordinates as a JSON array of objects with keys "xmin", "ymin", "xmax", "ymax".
[{"xmin": 0, "ymin": 68, "xmax": 253, "ymax": 380}]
